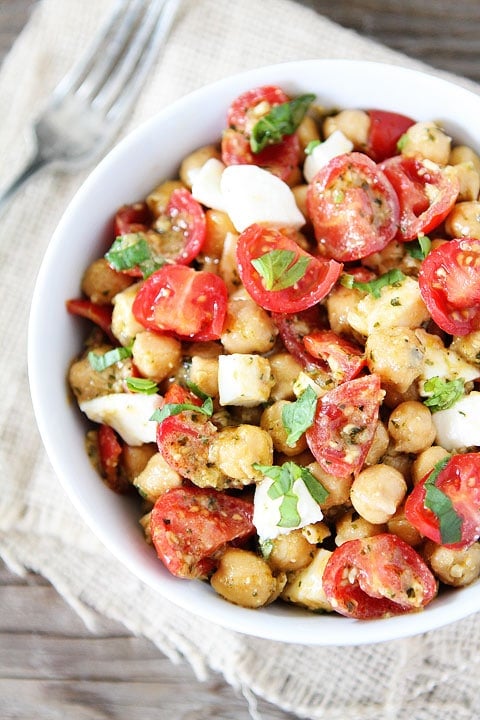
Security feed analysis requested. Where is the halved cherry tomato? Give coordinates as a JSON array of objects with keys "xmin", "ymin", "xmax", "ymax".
[
  {"xmin": 111, "ymin": 189, "xmax": 206, "ymax": 277},
  {"xmin": 66, "ymin": 298, "xmax": 114, "ymax": 340},
  {"xmin": 306, "ymin": 374, "xmax": 384, "ymax": 478},
  {"xmin": 366, "ymin": 109, "xmax": 415, "ymax": 162},
  {"xmin": 405, "ymin": 453, "xmax": 480, "ymax": 549},
  {"xmin": 132, "ymin": 264, "xmax": 228, "ymax": 341},
  {"xmin": 114, "ymin": 202, "xmax": 151, "ymax": 236},
  {"xmin": 271, "ymin": 306, "xmax": 327, "ymax": 371},
  {"xmin": 322, "ymin": 534, "xmax": 437, "ymax": 619},
  {"xmin": 307, "ymin": 152, "xmax": 400, "ymax": 262},
  {"xmin": 236, "ymin": 224, "xmax": 343, "ymax": 313},
  {"xmin": 221, "ymin": 85, "xmax": 301, "ymax": 182},
  {"xmin": 380, "ymin": 155, "xmax": 459, "ymax": 241},
  {"xmin": 97, "ymin": 424, "xmax": 128, "ymax": 493},
  {"xmin": 150, "ymin": 485, "xmax": 255, "ymax": 578},
  {"xmin": 162, "ymin": 383, "xmax": 203, "ymax": 407},
  {"xmin": 303, "ymin": 330, "xmax": 366, "ymax": 383},
  {"xmin": 418, "ymin": 238, "xmax": 480, "ymax": 335}
]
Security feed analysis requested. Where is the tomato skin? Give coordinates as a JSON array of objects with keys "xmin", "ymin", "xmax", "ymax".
[
  {"xmin": 306, "ymin": 374, "xmax": 383, "ymax": 478},
  {"xmin": 380, "ymin": 156, "xmax": 459, "ymax": 241},
  {"xmin": 271, "ymin": 306, "xmax": 328, "ymax": 371},
  {"xmin": 323, "ymin": 534, "xmax": 437, "ymax": 619},
  {"xmin": 156, "ymin": 413, "xmax": 221, "ymax": 485},
  {"xmin": 114, "ymin": 202, "xmax": 151, "ymax": 236},
  {"xmin": 366, "ymin": 109, "xmax": 415, "ymax": 162},
  {"xmin": 66, "ymin": 298, "xmax": 114, "ymax": 340},
  {"xmin": 303, "ymin": 330, "xmax": 366, "ymax": 383},
  {"xmin": 151, "ymin": 485, "xmax": 255, "ymax": 578},
  {"xmin": 307, "ymin": 152, "xmax": 400, "ymax": 262},
  {"xmin": 97, "ymin": 424, "xmax": 128, "ymax": 493},
  {"xmin": 405, "ymin": 453, "xmax": 480, "ymax": 549},
  {"xmin": 160, "ymin": 187, "xmax": 206, "ymax": 265},
  {"xmin": 236, "ymin": 224, "xmax": 343, "ymax": 313},
  {"xmin": 221, "ymin": 85, "xmax": 301, "ymax": 182},
  {"xmin": 132, "ymin": 264, "xmax": 227, "ymax": 341},
  {"xmin": 418, "ymin": 238, "xmax": 480, "ymax": 336}
]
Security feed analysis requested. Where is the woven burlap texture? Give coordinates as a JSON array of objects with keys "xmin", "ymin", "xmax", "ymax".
[{"xmin": 1, "ymin": 1, "xmax": 479, "ymax": 718}]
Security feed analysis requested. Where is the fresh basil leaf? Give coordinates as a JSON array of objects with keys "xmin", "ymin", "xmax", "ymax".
[
  {"xmin": 305, "ymin": 139, "xmax": 321, "ymax": 155},
  {"xmin": 282, "ymin": 386, "xmax": 318, "ymax": 446},
  {"xmin": 405, "ymin": 234, "xmax": 431, "ymax": 260},
  {"xmin": 250, "ymin": 93, "xmax": 315, "ymax": 153},
  {"xmin": 251, "ymin": 249, "xmax": 310, "ymax": 291},
  {"xmin": 423, "ymin": 456, "xmax": 462, "ymax": 545},
  {"xmin": 105, "ymin": 234, "xmax": 164, "ymax": 279},
  {"xmin": 277, "ymin": 493, "xmax": 302, "ymax": 528},
  {"xmin": 340, "ymin": 268, "xmax": 406, "ymax": 298},
  {"xmin": 126, "ymin": 377, "xmax": 159, "ymax": 395},
  {"xmin": 151, "ymin": 396, "xmax": 213, "ymax": 423},
  {"xmin": 396, "ymin": 133, "xmax": 408, "ymax": 151},
  {"xmin": 186, "ymin": 380, "xmax": 210, "ymax": 402},
  {"xmin": 88, "ymin": 346, "xmax": 132, "ymax": 372},
  {"xmin": 300, "ymin": 466, "xmax": 329, "ymax": 504},
  {"xmin": 423, "ymin": 376, "xmax": 465, "ymax": 413}
]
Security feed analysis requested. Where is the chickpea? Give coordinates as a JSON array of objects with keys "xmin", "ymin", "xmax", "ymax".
[
  {"xmin": 450, "ymin": 331, "xmax": 480, "ymax": 365},
  {"xmin": 323, "ymin": 109, "xmax": 369, "ymax": 150},
  {"xmin": 68, "ymin": 345, "xmax": 133, "ymax": 403},
  {"xmin": 445, "ymin": 201, "xmax": 480, "ymax": 239},
  {"xmin": 133, "ymin": 452, "xmax": 182, "ymax": 503},
  {"xmin": 306, "ymin": 462, "xmax": 352, "ymax": 511},
  {"xmin": 111, "ymin": 282, "xmax": 144, "ymax": 347},
  {"xmin": 365, "ymin": 327, "xmax": 424, "ymax": 394},
  {"xmin": 388, "ymin": 401, "xmax": 436, "ymax": 454},
  {"xmin": 146, "ymin": 179, "xmax": 184, "ymax": 216},
  {"xmin": 423, "ymin": 541, "xmax": 480, "ymax": 587},
  {"xmin": 260, "ymin": 401, "xmax": 307, "ymax": 456},
  {"xmin": 302, "ymin": 521, "xmax": 331, "ymax": 545},
  {"xmin": 122, "ymin": 443, "xmax": 157, "ymax": 483},
  {"xmin": 449, "ymin": 144, "xmax": 480, "ymax": 175},
  {"xmin": 281, "ymin": 549, "xmax": 333, "ymax": 611},
  {"xmin": 218, "ymin": 232, "xmax": 241, "ymax": 293},
  {"xmin": 179, "ymin": 144, "xmax": 221, "ymax": 188},
  {"xmin": 292, "ymin": 184, "xmax": 309, "ymax": 219},
  {"xmin": 220, "ymin": 288, "xmax": 278, "ymax": 354},
  {"xmin": 383, "ymin": 382, "xmax": 420, "ymax": 410},
  {"xmin": 211, "ymin": 548, "xmax": 285, "ymax": 608},
  {"xmin": 189, "ymin": 356, "xmax": 219, "ymax": 397},
  {"xmin": 81, "ymin": 258, "xmax": 133, "ymax": 305},
  {"xmin": 362, "ymin": 240, "xmax": 421, "ymax": 277},
  {"xmin": 201, "ymin": 209, "xmax": 236, "ymax": 263},
  {"xmin": 267, "ymin": 529, "xmax": 315, "ymax": 573},
  {"xmin": 387, "ymin": 503, "xmax": 422, "ymax": 546},
  {"xmin": 382, "ymin": 451, "xmax": 413, "ymax": 484},
  {"xmin": 445, "ymin": 162, "xmax": 480, "ymax": 202},
  {"xmin": 326, "ymin": 284, "xmax": 365, "ymax": 339},
  {"xmin": 296, "ymin": 114, "xmax": 321, "ymax": 158},
  {"xmin": 364, "ymin": 421, "xmax": 389, "ymax": 466},
  {"xmin": 269, "ymin": 352, "xmax": 303, "ymax": 401},
  {"xmin": 350, "ymin": 464, "xmax": 407, "ymax": 525},
  {"xmin": 399, "ymin": 121, "xmax": 451, "ymax": 165},
  {"xmin": 132, "ymin": 331, "xmax": 182, "ymax": 383},
  {"xmin": 208, "ymin": 424, "xmax": 273, "ymax": 482},
  {"xmin": 335, "ymin": 508, "xmax": 386, "ymax": 545},
  {"xmin": 411, "ymin": 446, "xmax": 450, "ymax": 485}
]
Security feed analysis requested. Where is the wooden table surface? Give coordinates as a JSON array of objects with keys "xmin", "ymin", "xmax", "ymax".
[{"xmin": 1, "ymin": 1, "xmax": 479, "ymax": 719}]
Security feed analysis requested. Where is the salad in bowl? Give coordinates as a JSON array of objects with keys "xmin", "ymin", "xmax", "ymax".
[{"xmin": 29, "ymin": 60, "xmax": 480, "ymax": 644}]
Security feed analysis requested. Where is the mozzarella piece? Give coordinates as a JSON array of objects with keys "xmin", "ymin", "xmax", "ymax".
[
  {"xmin": 303, "ymin": 130, "xmax": 353, "ymax": 183},
  {"xmin": 220, "ymin": 164, "xmax": 305, "ymax": 232},
  {"xmin": 80, "ymin": 393, "xmax": 162, "ymax": 446},
  {"xmin": 190, "ymin": 157, "xmax": 227, "ymax": 212},
  {"xmin": 111, "ymin": 282, "xmax": 144, "ymax": 347},
  {"xmin": 217, "ymin": 353, "xmax": 272, "ymax": 407},
  {"xmin": 416, "ymin": 328, "xmax": 480, "ymax": 392},
  {"xmin": 432, "ymin": 391, "xmax": 480, "ymax": 450},
  {"xmin": 253, "ymin": 477, "xmax": 324, "ymax": 542}
]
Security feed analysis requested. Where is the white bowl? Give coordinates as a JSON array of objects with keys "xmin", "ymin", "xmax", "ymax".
[{"xmin": 28, "ymin": 59, "xmax": 480, "ymax": 645}]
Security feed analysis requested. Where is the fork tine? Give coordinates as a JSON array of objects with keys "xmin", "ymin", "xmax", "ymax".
[
  {"xmin": 52, "ymin": 0, "xmax": 137, "ymax": 101},
  {"xmin": 95, "ymin": 0, "xmax": 182, "ymax": 121}
]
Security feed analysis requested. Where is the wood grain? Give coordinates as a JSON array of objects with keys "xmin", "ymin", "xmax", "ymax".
[{"xmin": 1, "ymin": 0, "xmax": 480, "ymax": 718}]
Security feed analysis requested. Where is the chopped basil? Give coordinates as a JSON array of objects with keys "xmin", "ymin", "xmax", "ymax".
[
  {"xmin": 396, "ymin": 133, "xmax": 408, "ymax": 151},
  {"xmin": 253, "ymin": 461, "xmax": 328, "ymax": 529},
  {"xmin": 305, "ymin": 139, "xmax": 321, "ymax": 155},
  {"xmin": 88, "ymin": 346, "xmax": 132, "ymax": 372},
  {"xmin": 405, "ymin": 234, "xmax": 431, "ymax": 260},
  {"xmin": 424, "ymin": 457, "xmax": 462, "ymax": 544},
  {"xmin": 151, "ymin": 396, "xmax": 214, "ymax": 423},
  {"xmin": 251, "ymin": 249, "xmax": 310, "ymax": 291},
  {"xmin": 423, "ymin": 376, "xmax": 465, "ymax": 413},
  {"xmin": 282, "ymin": 386, "xmax": 318, "ymax": 446},
  {"xmin": 105, "ymin": 233, "xmax": 164, "ymax": 279},
  {"xmin": 250, "ymin": 93, "xmax": 315, "ymax": 153},
  {"xmin": 340, "ymin": 268, "xmax": 406, "ymax": 299},
  {"xmin": 126, "ymin": 377, "xmax": 159, "ymax": 395}
]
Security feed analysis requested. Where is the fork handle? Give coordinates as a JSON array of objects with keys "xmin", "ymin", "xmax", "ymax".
[{"xmin": 0, "ymin": 153, "xmax": 49, "ymax": 214}]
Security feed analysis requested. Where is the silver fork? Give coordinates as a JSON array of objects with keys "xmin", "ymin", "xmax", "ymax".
[{"xmin": 0, "ymin": 0, "xmax": 182, "ymax": 212}]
